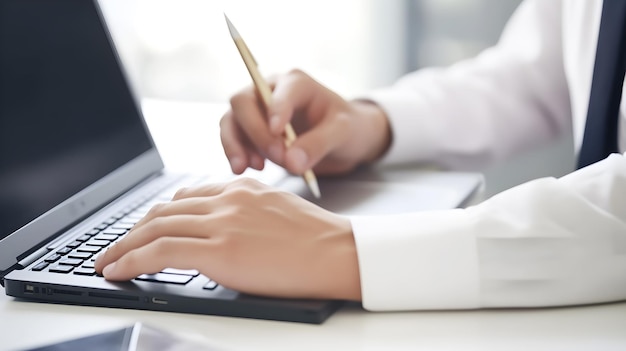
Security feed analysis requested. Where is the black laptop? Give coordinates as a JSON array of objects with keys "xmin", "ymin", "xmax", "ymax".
[{"xmin": 0, "ymin": 0, "xmax": 342, "ymax": 324}]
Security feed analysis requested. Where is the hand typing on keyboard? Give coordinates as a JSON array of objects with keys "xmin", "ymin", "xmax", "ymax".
[{"xmin": 94, "ymin": 177, "xmax": 362, "ymax": 301}]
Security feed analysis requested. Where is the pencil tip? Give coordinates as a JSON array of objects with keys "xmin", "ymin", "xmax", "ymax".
[
  {"xmin": 309, "ymin": 179, "xmax": 321, "ymax": 199},
  {"xmin": 223, "ymin": 13, "xmax": 239, "ymax": 39}
]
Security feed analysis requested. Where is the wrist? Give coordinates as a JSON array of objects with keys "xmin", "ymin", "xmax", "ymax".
[
  {"xmin": 319, "ymin": 215, "xmax": 362, "ymax": 301},
  {"xmin": 350, "ymin": 100, "xmax": 392, "ymax": 165}
]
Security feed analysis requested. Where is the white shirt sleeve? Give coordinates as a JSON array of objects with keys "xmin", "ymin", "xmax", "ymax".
[
  {"xmin": 352, "ymin": 153, "xmax": 626, "ymax": 310},
  {"xmin": 362, "ymin": 0, "xmax": 571, "ymax": 170}
]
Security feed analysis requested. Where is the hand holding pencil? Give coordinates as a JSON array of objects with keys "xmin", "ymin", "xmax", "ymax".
[{"xmin": 220, "ymin": 15, "xmax": 392, "ymax": 192}]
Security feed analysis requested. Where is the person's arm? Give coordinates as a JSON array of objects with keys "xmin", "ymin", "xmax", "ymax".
[
  {"xmin": 353, "ymin": 152, "xmax": 626, "ymax": 310},
  {"xmin": 365, "ymin": 0, "xmax": 571, "ymax": 170},
  {"xmin": 92, "ymin": 152, "xmax": 626, "ymax": 308}
]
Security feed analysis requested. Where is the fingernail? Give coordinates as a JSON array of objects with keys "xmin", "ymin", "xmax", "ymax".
[
  {"xmin": 288, "ymin": 148, "xmax": 308, "ymax": 173},
  {"xmin": 102, "ymin": 262, "xmax": 117, "ymax": 278},
  {"xmin": 230, "ymin": 156, "xmax": 245, "ymax": 173},
  {"xmin": 269, "ymin": 115, "xmax": 281, "ymax": 134},
  {"xmin": 249, "ymin": 154, "xmax": 264, "ymax": 170}
]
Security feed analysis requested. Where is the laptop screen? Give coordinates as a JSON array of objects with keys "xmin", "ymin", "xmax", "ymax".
[{"xmin": 0, "ymin": 0, "xmax": 153, "ymax": 240}]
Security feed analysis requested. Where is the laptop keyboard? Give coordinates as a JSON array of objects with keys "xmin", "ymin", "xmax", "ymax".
[{"xmin": 30, "ymin": 176, "xmax": 219, "ymax": 291}]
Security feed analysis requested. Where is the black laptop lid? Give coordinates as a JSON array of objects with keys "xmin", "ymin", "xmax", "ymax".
[{"xmin": 0, "ymin": 0, "xmax": 163, "ymax": 271}]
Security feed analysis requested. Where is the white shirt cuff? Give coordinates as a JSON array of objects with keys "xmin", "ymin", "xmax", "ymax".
[
  {"xmin": 350, "ymin": 209, "xmax": 480, "ymax": 311},
  {"xmin": 358, "ymin": 89, "xmax": 443, "ymax": 166}
]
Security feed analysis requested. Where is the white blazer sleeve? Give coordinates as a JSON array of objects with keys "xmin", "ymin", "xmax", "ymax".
[
  {"xmin": 363, "ymin": 0, "xmax": 571, "ymax": 170},
  {"xmin": 352, "ymin": 153, "xmax": 626, "ymax": 310}
]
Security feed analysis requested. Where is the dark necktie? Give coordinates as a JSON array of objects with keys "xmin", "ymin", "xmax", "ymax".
[{"xmin": 577, "ymin": 0, "xmax": 626, "ymax": 169}]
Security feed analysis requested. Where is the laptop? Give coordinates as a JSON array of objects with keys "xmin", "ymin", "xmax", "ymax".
[{"xmin": 0, "ymin": 0, "xmax": 482, "ymax": 324}]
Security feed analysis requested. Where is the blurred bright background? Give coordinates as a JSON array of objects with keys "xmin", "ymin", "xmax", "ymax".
[
  {"xmin": 99, "ymin": 0, "xmax": 403, "ymax": 102},
  {"xmin": 98, "ymin": 0, "xmax": 521, "ymax": 102},
  {"xmin": 99, "ymin": 0, "xmax": 575, "ymax": 196}
]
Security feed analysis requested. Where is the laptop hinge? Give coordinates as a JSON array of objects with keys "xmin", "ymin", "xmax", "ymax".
[
  {"xmin": 0, "ymin": 245, "xmax": 51, "ymax": 286},
  {"xmin": 0, "ymin": 262, "xmax": 21, "ymax": 287},
  {"xmin": 0, "ymin": 239, "xmax": 52, "ymax": 284},
  {"xmin": 17, "ymin": 245, "xmax": 51, "ymax": 270}
]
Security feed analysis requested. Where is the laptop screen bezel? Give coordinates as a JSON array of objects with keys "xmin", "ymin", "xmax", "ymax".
[{"xmin": 0, "ymin": 0, "xmax": 164, "ymax": 274}]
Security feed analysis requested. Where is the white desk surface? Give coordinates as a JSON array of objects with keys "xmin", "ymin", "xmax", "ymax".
[{"xmin": 2, "ymin": 99, "xmax": 626, "ymax": 351}]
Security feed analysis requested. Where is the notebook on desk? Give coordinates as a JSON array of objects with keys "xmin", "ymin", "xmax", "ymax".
[{"xmin": 0, "ymin": 0, "xmax": 481, "ymax": 324}]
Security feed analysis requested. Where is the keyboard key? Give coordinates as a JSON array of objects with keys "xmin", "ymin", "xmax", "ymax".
[
  {"xmin": 82, "ymin": 261, "xmax": 95, "ymax": 269},
  {"xmin": 112, "ymin": 211, "xmax": 126, "ymax": 220},
  {"xmin": 68, "ymin": 251, "xmax": 92, "ymax": 260},
  {"xmin": 112, "ymin": 223, "xmax": 134, "ymax": 230},
  {"xmin": 203, "ymin": 281, "xmax": 218, "ymax": 290},
  {"xmin": 44, "ymin": 254, "xmax": 61, "ymax": 263},
  {"xmin": 32, "ymin": 261, "xmax": 49, "ymax": 271},
  {"xmin": 77, "ymin": 245, "xmax": 101, "ymax": 253},
  {"xmin": 103, "ymin": 217, "xmax": 117, "ymax": 225},
  {"xmin": 85, "ymin": 229, "xmax": 100, "ymax": 236},
  {"xmin": 75, "ymin": 234, "xmax": 91, "ymax": 242},
  {"xmin": 119, "ymin": 218, "xmax": 138, "ymax": 225},
  {"xmin": 135, "ymin": 273, "xmax": 192, "ymax": 285},
  {"xmin": 73, "ymin": 268, "xmax": 96, "ymax": 276},
  {"xmin": 49, "ymin": 265, "xmax": 74, "ymax": 273},
  {"xmin": 85, "ymin": 239, "xmax": 110, "ymax": 247},
  {"xmin": 102, "ymin": 228, "xmax": 127, "ymax": 236},
  {"xmin": 161, "ymin": 268, "xmax": 200, "ymax": 277},
  {"xmin": 94, "ymin": 234, "xmax": 118, "ymax": 241},
  {"xmin": 59, "ymin": 258, "xmax": 83, "ymax": 266},
  {"xmin": 57, "ymin": 247, "xmax": 72, "ymax": 255},
  {"xmin": 66, "ymin": 241, "xmax": 81, "ymax": 249},
  {"xmin": 95, "ymin": 223, "xmax": 109, "ymax": 231}
]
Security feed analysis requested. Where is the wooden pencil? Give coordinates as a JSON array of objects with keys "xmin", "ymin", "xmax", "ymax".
[{"xmin": 224, "ymin": 14, "xmax": 321, "ymax": 198}]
